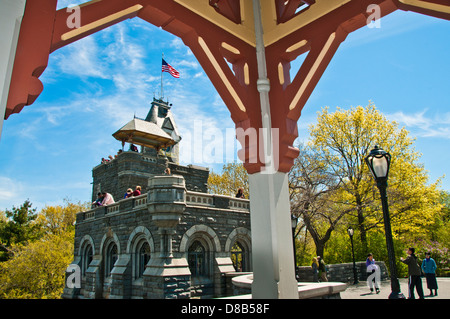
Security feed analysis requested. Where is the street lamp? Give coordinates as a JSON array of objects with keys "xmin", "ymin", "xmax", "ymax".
[
  {"xmin": 347, "ymin": 226, "xmax": 359, "ymax": 284},
  {"xmin": 365, "ymin": 145, "xmax": 405, "ymax": 299},
  {"xmin": 291, "ymin": 214, "xmax": 299, "ymax": 281}
]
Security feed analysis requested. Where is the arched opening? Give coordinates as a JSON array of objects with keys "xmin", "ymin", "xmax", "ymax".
[
  {"xmin": 136, "ymin": 241, "xmax": 151, "ymax": 279},
  {"xmin": 188, "ymin": 240, "xmax": 208, "ymax": 278},
  {"xmin": 82, "ymin": 244, "xmax": 93, "ymax": 277},
  {"xmin": 231, "ymin": 241, "xmax": 246, "ymax": 272},
  {"xmin": 104, "ymin": 241, "xmax": 118, "ymax": 278}
]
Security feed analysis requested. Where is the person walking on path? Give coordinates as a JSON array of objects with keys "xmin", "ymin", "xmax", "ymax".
[
  {"xmin": 311, "ymin": 257, "xmax": 319, "ymax": 282},
  {"xmin": 421, "ymin": 252, "xmax": 438, "ymax": 296},
  {"xmin": 366, "ymin": 253, "xmax": 380, "ymax": 294},
  {"xmin": 318, "ymin": 256, "xmax": 328, "ymax": 282},
  {"xmin": 400, "ymin": 247, "xmax": 424, "ymax": 299}
]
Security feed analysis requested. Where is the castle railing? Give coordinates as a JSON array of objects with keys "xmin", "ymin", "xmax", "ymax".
[{"xmin": 78, "ymin": 191, "xmax": 249, "ymax": 222}]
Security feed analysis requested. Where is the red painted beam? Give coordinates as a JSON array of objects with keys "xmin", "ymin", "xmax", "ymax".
[
  {"xmin": 5, "ymin": 0, "xmax": 57, "ymax": 119},
  {"xmin": 50, "ymin": 0, "xmax": 143, "ymax": 53},
  {"xmin": 394, "ymin": 0, "xmax": 450, "ymax": 20}
]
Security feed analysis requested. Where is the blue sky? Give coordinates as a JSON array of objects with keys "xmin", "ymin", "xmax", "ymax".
[{"xmin": 0, "ymin": 2, "xmax": 449, "ymax": 212}]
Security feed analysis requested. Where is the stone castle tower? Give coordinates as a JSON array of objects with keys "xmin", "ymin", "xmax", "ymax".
[
  {"xmin": 63, "ymin": 98, "xmax": 252, "ymax": 299},
  {"xmin": 91, "ymin": 97, "xmax": 211, "ymax": 202}
]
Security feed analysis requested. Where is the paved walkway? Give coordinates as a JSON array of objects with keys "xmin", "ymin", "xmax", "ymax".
[{"xmin": 340, "ymin": 277, "xmax": 450, "ymax": 299}]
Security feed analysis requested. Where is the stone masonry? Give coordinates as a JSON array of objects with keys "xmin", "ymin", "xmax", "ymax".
[
  {"xmin": 63, "ymin": 97, "xmax": 252, "ymax": 299},
  {"xmin": 63, "ymin": 171, "xmax": 251, "ymax": 299}
]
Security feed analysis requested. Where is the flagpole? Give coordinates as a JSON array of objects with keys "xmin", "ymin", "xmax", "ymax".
[{"xmin": 161, "ymin": 52, "xmax": 164, "ymax": 99}]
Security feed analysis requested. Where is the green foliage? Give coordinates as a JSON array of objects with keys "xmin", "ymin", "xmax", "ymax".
[
  {"xmin": 321, "ymin": 227, "xmax": 409, "ymax": 277},
  {"xmin": 208, "ymin": 162, "xmax": 249, "ymax": 198},
  {"xmin": 0, "ymin": 200, "xmax": 41, "ymax": 261},
  {"xmin": 0, "ymin": 200, "xmax": 88, "ymax": 298},
  {"xmin": 408, "ymin": 239, "xmax": 449, "ymax": 277},
  {"xmin": 0, "ymin": 231, "xmax": 74, "ymax": 299},
  {"xmin": 291, "ymin": 103, "xmax": 447, "ymax": 275}
]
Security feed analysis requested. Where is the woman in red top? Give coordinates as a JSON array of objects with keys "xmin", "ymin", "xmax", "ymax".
[{"xmin": 133, "ymin": 185, "xmax": 141, "ymax": 196}]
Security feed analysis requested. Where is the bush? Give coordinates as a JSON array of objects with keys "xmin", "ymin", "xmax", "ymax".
[{"xmin": 410, "ymin": 239, "xmax": 449, "ymax": 277}]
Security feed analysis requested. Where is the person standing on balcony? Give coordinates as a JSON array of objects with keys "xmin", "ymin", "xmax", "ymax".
[
  {"xmin": 133, "ymin": 186, "xmax": 141, "ymax": 196},
  {"xmin": 101, "ymin": 192, "xmax": 115, "ymax": 206}
]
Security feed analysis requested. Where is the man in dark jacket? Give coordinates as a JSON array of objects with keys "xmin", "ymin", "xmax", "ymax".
[{"xmin": 400, "ymin": 247, "xmax": 424, "ymax": 299}]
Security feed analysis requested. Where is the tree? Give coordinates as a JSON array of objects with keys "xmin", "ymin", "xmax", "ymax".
[
  {"xmin": 308, "ymin": 103, "xmax": 442, "ymax": 251},
  {"xmin": 35, "ymin": 199, "xmax": 89, "ymax": 235},
  {"xmin": 0, "ymin": 200, "xmax": 89, "ymax": 298},
  {"xmin": 0, "ymin": 231, "xmax": 74, "ymax": 299},
  {"xmin": 0, "ymin": 200, "xmax": 41, "ymax": 261},
  {"xmin": 289, "ymin": 144, "xmax": 351, "ymax": 257},
  {"xmin": 434, "ymin": 191, "xmax": 450, "ymax": 247},
  {"xmin": 208, "ymin": 162, "xmax": 249, "ymax": 198}
]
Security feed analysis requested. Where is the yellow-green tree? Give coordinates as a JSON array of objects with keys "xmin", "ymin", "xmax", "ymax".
[
  {"xmin": 0, "ymin": 200, "xmax": 89, "ymax": 299},
  {"xmin": 36, "ymin": 199, "xmax": 89, "ymax": 235},
  {"xmin": 0, "ymin": 231, "xmax": 74, "ymax": 299},
  {"xmin": 208, "ymin": 162, "xmax": 249, "ymax": 198},
  {"xmin": 308, "ymin": 103, "xmax": 442, "ymax": 251}
]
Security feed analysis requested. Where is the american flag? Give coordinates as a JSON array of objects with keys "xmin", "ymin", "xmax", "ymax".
[{"xmin": 162, "ymin": 59, "xmax": 180, "ymax": 78}]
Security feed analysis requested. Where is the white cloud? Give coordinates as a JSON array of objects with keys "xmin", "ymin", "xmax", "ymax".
[
  {"xmin": 387, "ymin": 109, "xmax": 450, "ymax": 139},
  {"xmin": 170, "ymin": 38, "xmax": 184, "ymax": 49},
  {"xmin": 168, "ymin": 89, "xmax": 236, "ymax": 165},
  {"xmin": 0, "ymin": 176, "xmax": 23, "ymax": 202},
  {"xmin": 0, "ymin": 174, "xmax": 92, "ymax": 212},
  {"xmin": 342, "ymin": 10, "xmax": 443, "ymax": 50},
  {"xmin": 57, "ymin": 36, "xmax": 109, "ymax": 79}
]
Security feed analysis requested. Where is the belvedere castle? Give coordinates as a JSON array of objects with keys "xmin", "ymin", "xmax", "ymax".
[{"xmin": 63, "ymin": 98, "xmax": 251, "ymax": 299}]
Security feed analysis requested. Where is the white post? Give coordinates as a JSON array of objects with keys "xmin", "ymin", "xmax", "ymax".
[
  {"xmin": 0, "ymin": 0, "xmax": 26, "ymax": 140},
  {"xmin": 250, "ymin": 0, "xmax": 298, "ymax": 299}
]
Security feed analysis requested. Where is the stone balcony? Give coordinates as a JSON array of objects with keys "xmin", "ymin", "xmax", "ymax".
[{"xmin": 78, "ymin": 190, "xmax": 249, "ymax": 223}]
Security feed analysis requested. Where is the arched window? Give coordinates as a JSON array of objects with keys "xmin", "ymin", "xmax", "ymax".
[
  {"xmin": 231, "ymin": 241, "xmax": 246, "ymax": 272},
  {"xmin": 188, "ymin": 241, "xmax": 207, "ymax": 277},
  {"xmin": 82, "ymin": 245, "xmax": 93, "ymax": 276},
  {"xmin": 105, "ymin": 242, "xmax": 118, "ymax": 277},
  {"xmin": 136, "ymin": 242, "xmax": 150, "ymax": 279}
]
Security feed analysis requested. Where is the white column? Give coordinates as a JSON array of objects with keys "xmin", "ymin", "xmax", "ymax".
[
  {"xmin": 0, "ymin": 0, "xmax": 26, "ymax": 140},
  {"xmin": 250, "ymin": 0, "xmax": 298, "ymax": 299},
  {"xmin": 249, "ymin": 172, "xmax": 299, "ymax": 299}
]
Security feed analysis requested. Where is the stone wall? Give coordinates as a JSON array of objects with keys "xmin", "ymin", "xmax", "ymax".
[
  {"xmin": 297, "ymin": 261, "xmax": 389, "ymax": 283},
  {"xmin": 92, "ymin": 151, "xmax": 210, "ymax": 202},
  {"xmin": 169, "ymin": 163, "xmax": 209, "ymax": 193}
]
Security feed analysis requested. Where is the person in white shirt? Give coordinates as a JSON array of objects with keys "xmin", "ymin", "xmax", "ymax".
[{"xmin": 366, "ymin": 253, "xmax": 380, "ymax": 294}]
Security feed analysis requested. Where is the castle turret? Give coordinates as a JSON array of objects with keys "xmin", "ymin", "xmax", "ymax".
[
  {"xmin": 94, "ymin": 98, "xmax": 206, "ymax": 202},
  {"xmin": 113, "ymin": 97, "xmax": 181, "ymax": 163}
]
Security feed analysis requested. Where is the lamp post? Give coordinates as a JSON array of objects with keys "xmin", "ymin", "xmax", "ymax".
[
  {"xmin": 347, "ymin": 226, "xmax": 359, "ymax": 284},
  {"xmin": 291, "ymin": 214, "xmax": 299, "ymax": 281},
  {"xmin": 365, "ymin": 145, "xmax": 405, "ymax": 299}
]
